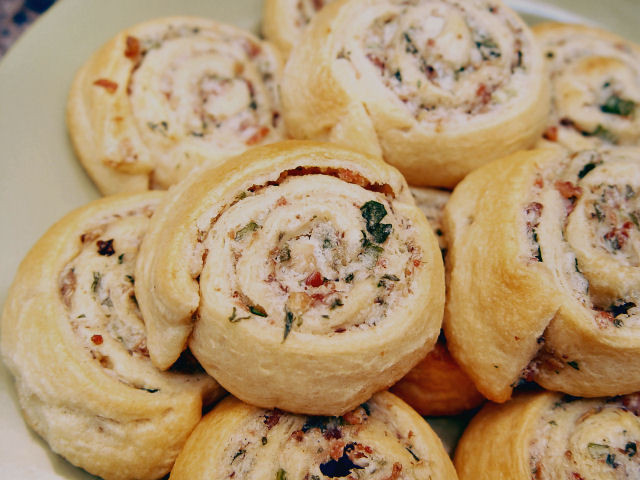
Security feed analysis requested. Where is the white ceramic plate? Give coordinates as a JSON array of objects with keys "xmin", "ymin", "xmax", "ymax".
[{"xmin": 0, "ymin": 0, "xmax": 638, "ymax": 478}]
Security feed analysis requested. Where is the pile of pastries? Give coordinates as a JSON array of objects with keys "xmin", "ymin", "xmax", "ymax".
[{"xmin": 2, "ymin": 0, "xmax": 640, "ymax": 478}]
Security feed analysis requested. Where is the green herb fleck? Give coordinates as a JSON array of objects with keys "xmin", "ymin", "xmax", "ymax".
[
  {"xmin": 393, "ymin": 70, "xmax": 402, "ymax": 82},
  {"xmin": 345, "ymin": 273, "xmax": 354, "ymax": 283},
  {"xmin": 249, "ymin": 100, "xmax": 258, "ymax": 110},
  {"xmin": 630, "ymin": 212, "xmax": 640, "ymax": 228},
  {"xmin": 142, "ymin": 387, "xmax": 159, "ymax": 393},
  {"xmin": 606, "ymin": 453, "xmax": 618, "ymax": 468},
  {"xmin": 567, "ymin": 360, "xmax": 579, "ymax": 370},
  {"xmin": 584, "ymin": 125, "xmax": 617, "ymax": 143},
  {"xmin": 600, "ymin": 95, "xmax": 635, "ymax": 116},
  {"xmin": 91, "ymin": 272, "xmax": 102, "ymax": 293},
  {"xmin": 77, "ymin": 314, "xmax": 86, "ymax": 319},
  {"xmin": 235, "ymin": 191, "xmax": 248, "ymax": 201},
  {"xmin": 625, "ymin": 442, "xmax": 637, "ymax": 457},
  {"xmin": 283, "ymin": 309, "xmax": 294, "ymax": 342},
  {"xmin": 147, "ymin": 121, "xmax": 169, "ymax": 135},
  {"xmin": 361, "ymin": 201, "xmax": 388, "ymax": 227},
  {"xmin": 548, "ymin": 420, "xmax": 557, "ymax": 426},
  {"xmin": 406, "ymin": 447, "xmax": 420, "ymax": 461},
  {"xmin": 330, "ymin": 298, "xmax": 344, "ymax": 310},
  {"xmin": 323, "ymin": 237, "xmax": 333, "ymax": 249},
  {"xmin": 275, "ymin": 468, "xmax": 287, "ymax": 480},
  {"xmin": 588, "ymin": 443, "xmax": 609, "ymax": 458},
  {"xmin": 262, "ymin": 436, "xmax": 268, "ymax": 445},
  {"xmin": 578, "ymin": 162, "xmax": 597, "ymax": 179},
  {"xmin": 235, "ymin": 221, "xmax": 260, "ymax": 241},
  {"xmin": 250, "ymin": 305, "xmax": 267, "ymax": 317},
  {"xmin": 118, "ymin": 253, "xmax": 124, "ymax": 264},
  {"xmin": 278, "ymin": 245, "xmax": 291, "ymax": 262},
  {"xmin": 594, "ymin": 203, "xmax": 604, "ymax": 222},
  {"xmin": 378, "ymin": 274, "xmax": 400, "ymax": 287},
  {"xmin": 125, "ymin": 275, "xmax": 135, "ymax": 284},
  {"xmin": 403, "ymin": 32, "xmax": 418, "ymax": 54},
  {"xmin": 228, "ymin": 307, "xmax": 251, "ymax": 323},
  {"xmin": 231, "ymin": 449, "xmax": 246, "ymax": 464}
]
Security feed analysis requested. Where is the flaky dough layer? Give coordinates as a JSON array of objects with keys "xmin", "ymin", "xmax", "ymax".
[
  {"xmin": 455, "ymin": 391, "xmax": 640, "ymax": 480},
  {"xmin": 0, "ymin": 193, "xmax": 221, "ymax": 480},
  {"xmin": 444, "ymin": 147, "xmax": 640, "ymax": 402},
  {"xmin": 281, "ymin": 0, "xmax": 549, "ymax": 188},
  {"xmin": 536, "ymin": 22, "xmax": 640, "ymax": 151},
  {"xmin": 172, "ymin": 392, "xmax": 458, "ymax": 480},
  {"xmin": 135, "ymin": 140, "xmax": 444, "ymax": 415},
  {"xmin": 67, "ymin": 16, "xmax": 284, "ymax": 194}
]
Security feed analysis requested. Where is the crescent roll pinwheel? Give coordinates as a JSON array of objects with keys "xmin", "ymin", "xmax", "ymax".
[
  {"xmin": 281, "ymin": 0, "xmax": 549, "ymax": 188},
  {"xmin": 67, "ymin": 16, "xmax": 284, "ymax": 195},
  {"xmin": 135, "ymin": 141, "xmax": 445, "ymax": 415},
  {"xmin": 444, "ymin": 146, "xmax": 640, "ymax": 403},
  {"xmin": 262, "ymin": 0, "xmax": 337, "ymax": 58},
  {"xmin": 536, "ymin": 23, "xmax": 640, "ymax": 151},
  {"xmin": 171, "ymin": 392, "xmax": 458, "ymax": 480},
  {"xmin": 0, "ymin": 193, "xmax": 222, "ymax": 480},
  {"xmin": 455, "ymin": 391, "xmax": 640, "ymax": 480}
]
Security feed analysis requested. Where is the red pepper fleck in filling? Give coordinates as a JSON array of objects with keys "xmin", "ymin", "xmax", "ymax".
[
  {"xmin": 246, "ymin": 126, "xmax": 270, "ymax": 145},
  {"xmin": 91, "ymin": 334, "xmax": 103, "ymax": 345},
  {"xmin": 543, "ymin": 126, "xmax": 558, "ymax": 142},
  {"xmin": 93, "ymin": 78, "xmax": 118, "ymax": 94},
  {"xmin": 305, "ymin": 271, "xmax": 324, "ymax": 288},
  {"xmin": 124, "ymin": 36, "xmax": 141, "ymax": 60}
]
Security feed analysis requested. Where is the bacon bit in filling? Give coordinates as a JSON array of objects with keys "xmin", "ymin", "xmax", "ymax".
[
  {"xmin": 330, "ymin": 440, "xmax": 346, "ymax": 460},
  {"xmin": 384, "ymin": 462, "xmax": 403, "ymax": 480},
  {"xmin": 367, "ymin": 54, "xmax": 385, "ymax": 75},
  {"xmin": 246, "ymin": 126, "xmax": 270, "ymax": 145},
  {"xmin": 595, "ymin": 310, "xmax": 615, "ymax": 328},
  {"xmin": 124, "ymin": 35, "xmax": 141, "ymax": 60},
  {"xmin": 476, "ymin": 83, "xmax": 492, "ymax": 106},
  {"xmin": 555, "ymin": 181, "xmax": 583, "ymax": 200},
  {"xmin": 622, "ymin": 393, "xmax": 640, "ymax": 415},
  {"xmin": 91, "ymin": 334, "xmax": 103, "ymax": 345},
  {"xmin": 243, "ymin": 40, "xmax": 262, "ymax": 59},
  {"xmin": 96, "ymin": 239, "xmax": 115, "ymax": 256},
  {"xmin": 604, "ymin": 221, "xmax": 633, "ymax": 250},
  {"xmin": 543, "ymin": 126, "xmax": 558, "ymax": 142},
  {"xmin": 290, "ymin": 430, "xmax": 305, "ymax": 442},
  {"xmin": 312, "ymin": 0, "xmax": 324, "ymax": 10},
  {"xmin": 264, "ymin": 410, "xmax": 282, "ymax": 430},
  {"xmin": 93, "ymin": 78, "xmax": 118, "ymax": 94}
]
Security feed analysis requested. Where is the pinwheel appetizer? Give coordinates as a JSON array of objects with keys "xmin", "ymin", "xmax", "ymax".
[
  {"xmin": 536, "ymin": 22, "xmax": 640, "ymax": 151},
  {"xmin": 171, "ymin": 392, "xmax": 458, "ymax": 480},
  {"xmin": 281, "ymin": 0, "xmax": 549, "ymax": 188},
  {"xmin": 67, "ymin": 16, "xmax": 284, "ymax": 194},
  {"xmin": 262, "ymin": 0, "xmax": 336, "ymax": 57},
  {"xmin": 0, "ymin": 193, "xmax": 222, "ymax": 480},
  {"xmin": 135, "ymin": 141, "xmax": 445, "ymax": 415},
  {"xmin": 390, "ymin": 187, "xmax": 484, "ymax": 416},
  {"xmin": 455, "ymin": 391, "xmax": 640, "ymax": 479},
  {"xmin": 444, "ymin": 146, "xmax": 640, "ymax": 402}
]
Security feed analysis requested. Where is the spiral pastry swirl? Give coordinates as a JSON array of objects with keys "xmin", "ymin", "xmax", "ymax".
[
  {"xmin": 444, "ymin": 147, "xmax": 640, "ymax": 403},
  {"xmin": 135, "ymin": 141, "xmax": 444, "ymax": 415},
  {"xmin": 67, "ymin": 16, "xmax": 284, "ymax": 194},
  {"xmin": 281, "ymin": 0, "xmax": 549, "ymax": 188},
  {"xmin": 536, "ymin": 23, "xmax": 640, "ymax": 150},
  {"xmin": 455, "ymin": 391, "xmax": 640, "ymax": 480},
  {"xmin": 171, "ymin": 392, "xmax": 458, "ymax": 480},
  {"xmin": 0, "ymin": 193, "xmax": 221, "ymax": 480}
]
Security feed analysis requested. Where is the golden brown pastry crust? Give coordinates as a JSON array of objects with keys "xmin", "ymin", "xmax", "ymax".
[
  {"xmin": 0, "ymin": 193, "xmax": 221, "ymax": 480},
  {"xmin": 67, "ymin": 16, "xmax": 284, "ymax": 195},
  {"xmin": 135, "ymin": 140, "xmax": 445, "ymax": 415},
  {"xmin": 171, "ymin": 391, "xmax": 459, "ymax": 479},
  {"xmin": 390, "ymin": 187, "xmax": 484, "ymax": 416},
  {"xmin": 455, "ymin": 391, "xmax": 640, "ymax": 480},
  {"xmin": 444, "ymin": 147, "xmax": 640, "ymax": 403},
  {"xmin": 391, "ymin": 341, "xmax": 485, "ymax": 416},
  {"xmin": 281, "ymin": 0, "xmax": 550, "ymax": 188},
  {"xmin": 535, "ymin": 22, "xmax": 640, "ymax": 151}
]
